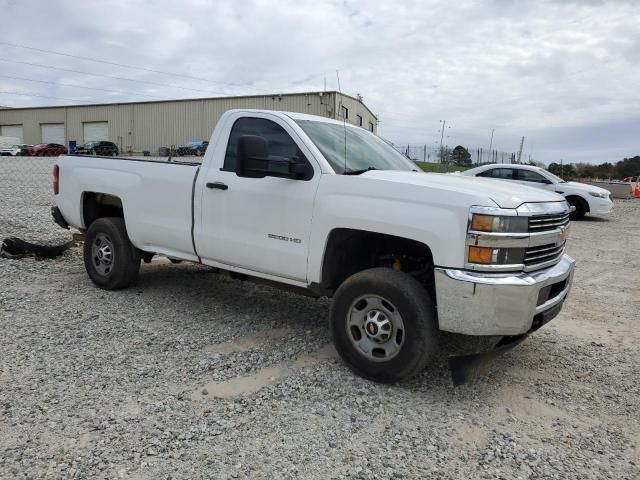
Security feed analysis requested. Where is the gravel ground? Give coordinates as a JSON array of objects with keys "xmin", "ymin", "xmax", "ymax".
[{"xmin": 1, "ymin": 159, "xmax": 639, "ymax": 479}]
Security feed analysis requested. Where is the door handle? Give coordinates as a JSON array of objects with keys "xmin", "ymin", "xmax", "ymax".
[{"xmin": 206, "ymin": 182, "xmax": 228, "ymax": 190}]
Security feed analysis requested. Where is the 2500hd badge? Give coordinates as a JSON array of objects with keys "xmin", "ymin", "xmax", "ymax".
[{"xmin": 268, "ymin": 233, "xmax": 302, "ymax": 244}]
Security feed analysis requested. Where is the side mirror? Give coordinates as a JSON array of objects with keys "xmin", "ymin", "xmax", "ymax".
[
  {"xmin": 236, "ymin": 135, "xmax": 268, "ymax": 178},
  {"xmin": 236, "ymin": 135, "xmax": 303, "ymax": 179}
]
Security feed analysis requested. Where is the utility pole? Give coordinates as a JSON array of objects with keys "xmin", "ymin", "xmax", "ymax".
[
  {"xmin": 439, "ymin": 120, "xmax": 446, "ymax": 163},
  {"xmin": 488, "ymin": 128, "xmax": 494, "ymax": 164},
  {"xmin": 438, "ymin": 120, "xmax": 451, "ymax": 164},
  {"xmin": 517, "ymin": 136, "xmax": 525, "ymax": 164}
]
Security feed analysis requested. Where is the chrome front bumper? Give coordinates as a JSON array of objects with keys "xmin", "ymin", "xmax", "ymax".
[{"xmin": 434, "ymin": 254, "xmax": 575, "ymax": 336}]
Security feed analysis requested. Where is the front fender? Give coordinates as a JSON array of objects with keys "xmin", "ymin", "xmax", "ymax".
[{"xmin": 307, "ymin": 175, "xmax": 476, "ymax": 284}]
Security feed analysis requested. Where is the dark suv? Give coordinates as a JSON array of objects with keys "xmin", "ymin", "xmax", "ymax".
[
  {"xmin": 176, "ymin": 140, "xmax": 208, "ymax": 156},
  {"xmin": 76, "ymin": 141, "xmax": 119, "ymax": 156}
]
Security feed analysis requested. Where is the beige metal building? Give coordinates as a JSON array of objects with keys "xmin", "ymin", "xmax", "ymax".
[{"xmin": 0, "ymin": 91, "xmax": 377, "ymax": 153}]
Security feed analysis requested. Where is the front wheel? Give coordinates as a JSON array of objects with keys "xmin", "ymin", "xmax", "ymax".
[
  {"xmin": 83, "ymin": 217, "xmax": 140, "ymax": 290},
  {"xmin": 568, "ymin": 196, "xmax": 587, "ymax": 220},
  {"xmin": 330, "ymin": 268, "xmax": 440, "ymax": 383}
]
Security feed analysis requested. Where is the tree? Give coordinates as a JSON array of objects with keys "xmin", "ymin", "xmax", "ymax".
[
  {"xmin": 615, "ymin": 156, "xmax": 640, "ymax": 178},
  {"xmin": 450, "ymin": 145, "xmax": 472, "ymax": 167},
  {"xmin": 548, "ymin": 162, "xmax": 576, "ymax": 180},
  {"xmin": 438, "ymin": 146, "xmax": 452, "ymax": 164},
  {"xmin": 574, "ymin": 162, "xmax": 596, "ymax": 178}
]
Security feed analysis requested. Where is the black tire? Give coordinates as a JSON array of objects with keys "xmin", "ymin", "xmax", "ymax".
[
  {"xmin": 330, "ymin": 268, "xmax": 440, "ymax": 383},
  {"xmin": 567, "ymin": 196, "xmax": 587, "ymax": 220},
  {"xmin": 83, "ymin": 217, "xmax": 140, "ymax": 290}
]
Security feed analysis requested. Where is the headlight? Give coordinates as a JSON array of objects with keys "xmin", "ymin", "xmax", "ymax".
[
  {"xmin": 467, "ymin": 245, "xmax": 525, "ymax": 265},
  {"xmin": 469, "ymin": 213, "xmax": 528, "ymax": 233},
  {"xmin": 588, "ymin": 191, "xmax": 608, "ymax": 199},
  {"xmin": 466, "ymin": 207, "xmax": 528, "ymax": 270}
]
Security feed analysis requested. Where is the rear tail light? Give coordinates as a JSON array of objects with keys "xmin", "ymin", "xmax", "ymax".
[{"xmin": 53, "ymin": 164, "xmax": 59, "ymax": 194}]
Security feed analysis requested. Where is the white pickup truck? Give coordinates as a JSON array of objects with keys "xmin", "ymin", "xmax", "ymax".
[{"xmin": 52, "ymin": 109, "xmax": 575, "ymax": 383}]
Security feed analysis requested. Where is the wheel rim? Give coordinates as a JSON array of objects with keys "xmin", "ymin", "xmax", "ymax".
[
  {"xmin": 346, "ymin": 294, "xmax": 405, "ymax": 362},
  {"xmin": 91, "ymin": 233, "xmax": 114, "ymax": 276}
]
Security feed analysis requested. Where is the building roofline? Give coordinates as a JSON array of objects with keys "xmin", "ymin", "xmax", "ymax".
[{"xmin": 0, "ymin": 90, "xmax": 377, "ymax": 119}]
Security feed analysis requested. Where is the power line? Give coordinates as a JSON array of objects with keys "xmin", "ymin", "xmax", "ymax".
[
  {"xmin": 0, "ymin": 58, "xmax": 228, "ymax": 95},
  {"xmin": 0, "ymin": 74, "xmax": 168, "ymax": 99},
  {"xmin": 0, "ymin": 89, "xmax": 89, "ymax": 102},
  {"xmin": 0, "ymin": 40, "xmax": 234, "ymax": 86},
  {"xmin": 0, "ymin": 41, "xmax": 344, "ymax": 94}
]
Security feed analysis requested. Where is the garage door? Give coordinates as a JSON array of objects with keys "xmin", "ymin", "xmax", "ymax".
[
  {"xmin": 1, "ymin": 125, "xmax": 24, "ymax": 142},
  {"xmin": 41, "ymin": 123, "xmax": 65, "ymax": 144},
  {"xmin": 83, "ymin": 122, "xmax": 109, "ymax": 143}
]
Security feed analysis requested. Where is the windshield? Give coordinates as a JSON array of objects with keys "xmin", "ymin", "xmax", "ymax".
[
  {"xmin": 295, "ymin": 120, "xmax": 417, "ymax": 174},
  {"xmin": 544, "ymin": 170, "xmax": 567, "ymax": 183}
]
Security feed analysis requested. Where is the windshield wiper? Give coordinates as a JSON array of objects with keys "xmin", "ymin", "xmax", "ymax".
[{"xmin": 343, "ymin": 167, "xmax": 378, "ymax": 175}]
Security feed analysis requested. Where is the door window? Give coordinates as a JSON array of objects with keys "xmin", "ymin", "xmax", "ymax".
[
  {"xmin": 515, "ymin": 169, "xmax": 548, "ymax": 183},
  {"xmin": 223, "ymin": 117, "xmax": 313, "ymax": 179},
  {"xmin": 477, "ymin": 168, "xmax": 514, "ymax": 179}
]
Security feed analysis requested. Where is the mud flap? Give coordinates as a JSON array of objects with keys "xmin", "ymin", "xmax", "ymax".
[
  {"xmin": 51, "ymin": 206, "xmax": 69, "ymax": 230},
  {"xmin": 448, "ymin": 334, "xmax": 528, "ymax": 386}
]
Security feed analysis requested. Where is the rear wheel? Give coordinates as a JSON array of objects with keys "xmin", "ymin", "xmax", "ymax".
[
  {"xmin": 568, "ymin": 196, "xmax": 587, "ymax": 220},
  {"xmin": 330, "ymin": 268, "xmax": 440, "ymax": 383},
  {"xmin": 83, "ymin": 217, "xmax": 140, "ymax": 290}
]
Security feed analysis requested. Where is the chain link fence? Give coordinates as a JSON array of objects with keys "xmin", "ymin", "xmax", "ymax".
[
  {"xmin": 391, "ymin": 143, "xmax": 521, "ymax": 165},
  {"xmin": 0, "ymin": 155, "xmax": 63, "ymax": 242}
]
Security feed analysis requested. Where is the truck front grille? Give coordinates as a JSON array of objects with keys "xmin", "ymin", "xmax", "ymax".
[
  {"xmin": 524, "ymin": 242, "xmax": 565, "ymax": 269},
  {"xmin": 528, "ymin": 213, "xmax": 570, "ymax": 232}
]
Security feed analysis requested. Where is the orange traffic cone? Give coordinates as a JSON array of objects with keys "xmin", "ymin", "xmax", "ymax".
[{"xmin": 635, "ymin": 184, "xmax": 640, "ymax": 198}]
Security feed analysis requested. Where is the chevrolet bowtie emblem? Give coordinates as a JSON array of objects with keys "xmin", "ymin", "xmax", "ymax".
[{"xmin": 559, "ymin": 227, "xmax": 566, "ymax": 242}]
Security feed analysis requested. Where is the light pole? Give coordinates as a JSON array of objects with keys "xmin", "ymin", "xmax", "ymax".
[
  {"xmin": 438, "ymin": 120, "xmax": 451, "ymax": 163},
  {"xmin": 488, "ymin": 128, "xmax": 494, "ymax": 164}
]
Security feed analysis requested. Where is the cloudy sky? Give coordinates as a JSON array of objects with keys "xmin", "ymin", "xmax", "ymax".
[{"xmin": 0, "ymin": 0, "xmax": 638, "ymax": 164}]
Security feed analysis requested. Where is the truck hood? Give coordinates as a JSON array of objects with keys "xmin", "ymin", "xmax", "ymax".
[{"xmin": 361, "ymin": 171, "xmax": 565, "ymax": 209}]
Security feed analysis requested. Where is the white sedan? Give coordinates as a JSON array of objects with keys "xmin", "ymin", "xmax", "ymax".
[
  {"xmin": 461, "ymin": 164, "xmax": 613, "ymax": 220},
  {"xmin": 0, "ymin": 144, "xmax": 30, "ymax": 156}
]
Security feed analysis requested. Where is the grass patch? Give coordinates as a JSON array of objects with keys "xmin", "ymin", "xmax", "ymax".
[{"xmin": 414, "ymin": 162, "xmax": 471, "ymax": 173}]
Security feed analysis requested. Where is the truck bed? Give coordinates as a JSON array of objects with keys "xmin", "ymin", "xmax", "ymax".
[{"xmin": 56, "ymin": 154, "xmax": 201, "ymax": 260}]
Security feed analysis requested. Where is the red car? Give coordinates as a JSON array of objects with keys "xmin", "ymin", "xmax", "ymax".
[{"xmin": 22, "ymin": 143, "xmax": 67, "ymax": 156}]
